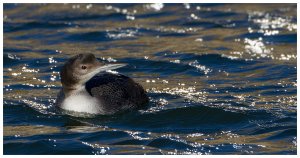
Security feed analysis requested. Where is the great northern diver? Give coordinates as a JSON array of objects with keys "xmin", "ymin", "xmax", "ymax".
[{"xmin": 55, "ymin": 53, "xmax": 149, "ymax": 115}]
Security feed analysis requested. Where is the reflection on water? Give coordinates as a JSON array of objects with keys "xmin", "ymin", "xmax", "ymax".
[{"xmin": 3, "ymin": 3, "xmax": 297, "ymax": 155}]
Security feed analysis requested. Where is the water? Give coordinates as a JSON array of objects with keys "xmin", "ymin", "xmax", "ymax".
[{"xmin": 3, "ymin": 3, "xmax": 297, "ymax": 155}]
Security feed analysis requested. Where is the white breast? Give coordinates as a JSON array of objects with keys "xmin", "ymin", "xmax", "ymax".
[{"xmin": 59, "ymin": 86, "xmax": 104, "ymax": 114}]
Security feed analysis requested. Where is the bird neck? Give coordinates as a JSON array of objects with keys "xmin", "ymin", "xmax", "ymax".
[{"xmin": 62, "ymin": 84, "xmax": 85, "ymax": 97}]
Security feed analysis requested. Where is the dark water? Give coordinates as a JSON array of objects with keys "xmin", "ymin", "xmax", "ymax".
[{"xmin": 3, "ymin": 3, "xmax": 297, "ymax": 155}]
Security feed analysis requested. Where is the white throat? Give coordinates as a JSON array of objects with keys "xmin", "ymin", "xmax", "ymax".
[{"xmin": 59, "ymin": 85, "xmax": 103, "ymax": 114}]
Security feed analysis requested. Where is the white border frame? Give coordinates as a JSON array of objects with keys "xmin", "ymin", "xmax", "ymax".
[{"xmin": 1, "ymin": 1, "xmax": 299, "ymax": 157}]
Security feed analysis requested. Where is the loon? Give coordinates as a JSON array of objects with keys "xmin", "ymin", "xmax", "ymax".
[{"xmin": 55, "ymin": 53, "xmax": 149, "ymax": 115}]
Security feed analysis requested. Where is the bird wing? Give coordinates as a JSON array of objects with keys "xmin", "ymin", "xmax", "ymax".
[{"xmin": 85, "ymin": 73, "xmax": 148, "ymax": 114}]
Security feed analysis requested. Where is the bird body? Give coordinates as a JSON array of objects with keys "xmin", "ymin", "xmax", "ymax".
[{"xmin": 56, "ymin": 53, "xmax": 148, "ymax": 115}]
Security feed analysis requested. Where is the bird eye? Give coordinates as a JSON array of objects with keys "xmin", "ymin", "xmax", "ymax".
[{"xmin": 81, "ymin": 65, "xmax": 87, "ymax": 70}]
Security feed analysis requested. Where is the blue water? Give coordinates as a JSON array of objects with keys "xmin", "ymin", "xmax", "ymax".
[{"xmin": 3, "ymin": 3, "xmax": 297, "ymax": 155}]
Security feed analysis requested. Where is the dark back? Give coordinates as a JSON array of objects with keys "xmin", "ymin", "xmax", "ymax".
[{"xmin": 85, "ymin": 73, "xmax": 149, "ymax": 114}]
